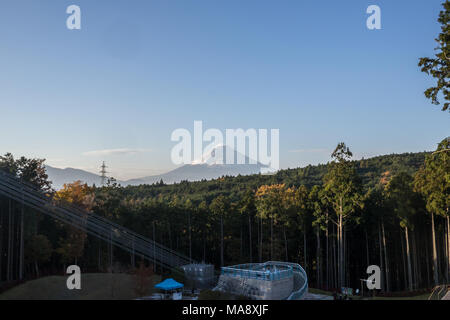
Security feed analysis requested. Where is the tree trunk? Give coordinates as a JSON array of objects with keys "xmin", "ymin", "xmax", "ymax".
[
  {"xmin": 152, "ymin": 222, "xmax": 156, "ymax": 272},
  {"xmin": 378, "ymin": 223, "xmax": 384, "ymax": 291},
  {"xmin": 365, "ymin": 229, "xmax": 370, "ymax": 267},
  {"xmin": 110, "ymin": 228, "xmax": 113, "ymax": 272},
  {"xmin": 7, "ymin": 200, "xmax": 12, "ymax": 282},
  {"xmin": 396, "ymin": 264, "xmax": 400, "ymax": 292},
  {"xmin": 446, "ymin": 215, "xmax": 450, "ymax": 283},
  {"xmin": 339, "ymin": 213, "xmax": 344, "ymax": 290},
  {"xmin": 19, "ymin": 203, "xmax": 24, "ymax": 280},
  {"xmin": 344, "ymin": 226, "xmax": 348, "ymax": 287},
  {"xmin": 425, "ymin": 233, "xmax": 430, "ymax": 288},
  {"xmin": 168, "ymin": 222, "xmax": 173, "ymax": 250},
  {"xmin": 270, "ymin": 217, "xmax": 274, "ymax": 260},
  {"xmin": 188, "ymin": 213, "xmax": 192, "ymax": 263},
  {"xmin": 303, "ymin": 227, "xmax": 307, "ymax": 272},
  {"xmin": 203, "ymin": 228, "xmax": 206, "ymax": 262},
  {"xmin": 0, "ymin": 202, "xmax": 3, "ymax": 282},
  {"xmin": 167, "ymin": 223, "xmax": 173, "ymax": 266},
  {"xmin": 431, "ymin": 212, "xmax": 439, "ymax": 286},
  {"xmin": 189, "ymin": 218, "xmax": 192, "ymax": 263},
  {"xmin": 316, "ymin": 227, "xmax": 321, "ymax": 288},
  {"xmin": 333, "ymin": 224, "xmax": 337, "ymax": 289},
  {"xmin": 405, "ymin": 227, "xmax": 413, "ymax": 291},
  {"xmin": 220, "ymin": 215, "xmax": 224, "ymax": 268},
  {"xmin": 259, "ymin": 216, "xmax": 263, "ymax": 262},
  {"xmin": 239, "ymin": 223, "xmax": 244, "ymax": 259},
  {"xmin": 257, "ymin": 216, "xmax": 260, "ymax": 262},
  {"xmin": 248, "ymin": 214, "xmax": 252, "ymax": 263},
  {"xmin": 337, "ymin": 196, "xmax": 345, "ymax": 291},
  {"xmin": 381, "ymin": 219, "xmax": 389, "ymax": 292},
  {"xmin": 15, "ymin": 209, "xmax": 20, "ymax": 280},
  {"xmin": 131, "ymin": 236, "xmax": 135, "ymax": 269},
  {"xmin": 412, "ymin": 232, "xmax": 420, "ymax": 289},
  {"xmin": 325, "ymin": 218, "xmax": 329, "ymax": 290},
  {"xmin": 240, "ymin": 225, "xmax": 243, "ymax": 259},
  {"xmin": 98, "ymin": 239, "xmax": 102, "ymax": 272},
  {"xmin": 35, "ymin": 260, "xmax": 39, "ymax": 278},
  {"xmin": 444, "ymin": 221, "xmax": 448, "ymax": 283},
  {"xmin": 283, "ymin": 225, "xmax": 288, "ymax": 261},
  {"xmin": 160, "ymin": 232, "xmax": 163, "ymax": 273}
]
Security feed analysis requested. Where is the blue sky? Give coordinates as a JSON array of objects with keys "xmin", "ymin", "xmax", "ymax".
[{"xmin": 0, "ymin": 0, "xmax": 448, "ymax": 180}]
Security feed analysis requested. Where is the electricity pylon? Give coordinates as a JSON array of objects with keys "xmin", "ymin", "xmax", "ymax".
[{"xmin": 100, "ymin": 161, "xmax": 108, "ymax": 186}]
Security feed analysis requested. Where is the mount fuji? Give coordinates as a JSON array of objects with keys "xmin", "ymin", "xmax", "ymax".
[{"xmin": 45, "ymin": 145, "xmax": 270, "ymax": 189}]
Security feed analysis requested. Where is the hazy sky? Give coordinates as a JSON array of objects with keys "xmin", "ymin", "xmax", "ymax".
[{"xmin": 0, "ymin": 0, "xmax": 448, "ymax": 180}]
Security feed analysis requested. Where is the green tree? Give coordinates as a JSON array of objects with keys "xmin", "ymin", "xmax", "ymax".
[
  {"xmin": 418, "ymin": 1, "xmax": 450, "ymax": 112},
  {"xmin": 0, "ymin": 153, "xmax": 51, "ymax": 280},
  {"xmin": 197, "ymin": 200, "xmax": 210, "ymax": 262},
  {"xmin": 255, "ymin": 184, "xmax": 285, "ymax": 261},
  {"xmin": 309, "ymin": 185, "xmax": 325, "ymax": 288},
  {"xmin": 184, "ymin": 199, "xmax": 194, "ymax": 262},
  {"xmin": 279, "ymin": 186, "xmax": 300, "ymax": 262},
  {"xmin": 323, "ymin": 143, "xmax": 363, "ymax": 289},
  {"xmin": 25, "ymin": 234, "xmax": 52, "ymax": 277},
  {"xmin": 363, "ymin": 187, "xmax": 392, "ymax": 291},
  {"xmin": 385, "ymin": 172, "xmax": 419, "ymax": 291},
  {"xmin": 287, "ymin": 185, "xmax": 310, "ymax": 271},
  {"xmin": 54, "ymin": 181, "xmax": 94, "ymax": 266},
  {"xmin": 210, "ymin": 195, "xmax": 230, "ymax": 267},
  {"xmin": 414, "ymin": 138, "xmax": 450, "ymax": 285},
  {"xmin": 239, "ymin": 190, "xmax": 257, "ymax": 263}
]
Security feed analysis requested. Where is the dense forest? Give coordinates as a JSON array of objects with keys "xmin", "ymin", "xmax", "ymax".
[{"xmin": 0, "ymin": 139, "xmax": 448, "ymax": 294}]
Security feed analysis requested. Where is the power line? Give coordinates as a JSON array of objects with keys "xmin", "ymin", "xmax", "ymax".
[{"xmin": 0, "ymin": 170, "xmax": 193, "ymax": 269}]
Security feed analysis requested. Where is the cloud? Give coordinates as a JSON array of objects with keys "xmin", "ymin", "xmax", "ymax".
[
  {"xmin": 288, "ymin": 148, "xmax": 329, "ymax": 153},
  {"xmin": 46, "ymin": 158, "xmax": 65, "ymax": 163},
  {"xmin": 82, "ymin": 148, "xmax": 150, "ymax": 157}
]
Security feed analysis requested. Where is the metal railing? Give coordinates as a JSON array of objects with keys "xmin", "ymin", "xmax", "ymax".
[
  {"xmin": 221, "ymin": 262, "xmax": 293, "ymax": 281},
  {"xmin": 0, "ymin": 170, "xmax": 193, "ymax": 269},
  {"xmin": 428, "ymin": 284, "xmax": 450, "ymax": 300},
  {"xmin": 284, "ymin": 262, "xmax": 308, "ymax": 300},
  {"xmin": 261, "ymin": 262, "xmax": 308, "ymax": 300},
  {"xmin": 218, "ymin": 261, "xmax": 308, "ymax": 300}
]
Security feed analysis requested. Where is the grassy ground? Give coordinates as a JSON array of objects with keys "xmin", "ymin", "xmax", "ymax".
[
  {"xmin": 308, "ymin": 288, "xmax": 333, "ymax": 296},
  {"xmin": 307, "ymin": 288, "xmax": 430, "ymax": 300},
  {"xmin": 369, "ymin": 294, "xmax": 429, "ymax": 300},
  {"xmin": 0, "ymin": 273, "xmax": 160, "ymax": 300}
]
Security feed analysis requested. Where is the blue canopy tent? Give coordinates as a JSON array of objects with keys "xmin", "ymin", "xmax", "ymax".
[
  {"xmin": 155, "ymin": 278, "xmax": 184, "ymax": 291},
  {"xmin": 155, "ymin": 278, "xmax": 184, "ymax": 300}
]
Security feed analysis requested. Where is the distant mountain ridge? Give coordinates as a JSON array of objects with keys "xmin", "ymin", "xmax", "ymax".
[
  {"xmin": 44, "ymin": 166, "xmax": 111, "ymax": 189},
  {"xmin": 46, "ymin": 150, "xmax": 429, "ymax": 191},
  {"xmin": 46, "ymin": 163, "xmax": 263, "ymax": 190},
  {"xmin": 125, "ymin": 145, "xmax": 266, "ymax": 185},
  {"xmin": 124, "ymin": 163, "xmax": 263, "ymax": 186},
  {"xmin": 46, "ymin": 145, "xmax": 267, "ymax": 189}
]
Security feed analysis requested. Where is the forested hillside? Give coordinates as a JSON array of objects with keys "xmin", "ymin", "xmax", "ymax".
[
  {"xmin": 2, "ymin": 144, "xmax": 448, "ymax": 296},
  {"xmin": 120, "ymin": 151, "xmax": 428, "ymax": 202}
]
